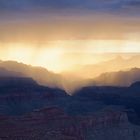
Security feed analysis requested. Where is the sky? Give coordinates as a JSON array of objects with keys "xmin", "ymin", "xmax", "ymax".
[{"xmin": 0, "ymin": 0, "xmax": 140, "ymax": 72}]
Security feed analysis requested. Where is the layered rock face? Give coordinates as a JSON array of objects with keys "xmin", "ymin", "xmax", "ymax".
[
  {"xmin": 0, "ymin": 106, "xmax": 139, "ymax": 140},
  {"xmin": 85, "ymin": 109, "xmax": 140, "ymax": 140}
]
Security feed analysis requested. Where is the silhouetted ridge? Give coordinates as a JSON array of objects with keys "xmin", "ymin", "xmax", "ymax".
[
  {"xmin": 92, "ymin": 67, "xmax": 140, "ymax": 87},
  {"xmin": 0, "ymin": 77, "xmax": 46, "ymax": 94},
  {"xmin": 0, "ymin": 77, "xmax": 38, "ymax": 88},
  {"xmin": 0, "ymin": 76, "xmax": 68, "ymax": 115},
  {"xmin": 73, "ymin": 81, "xmax": 140, "ymax": 125},
  {"xmin": 129, "ymin": 81, "xmax": 140, "ymax": 92},
  {"xmin": 130, "ymin": 81, "xmax": 140, "ymax": 87},
  {"xmin": 0, "ymin": 60, "xmax": 62, "ymax": 88},
  {"xmin": 0, "ymin": 67, "xmax": 24, "ymax": 77},
  {"xmin": 0, "ymin": 76, "xmax": 68, "ymax": 96}
]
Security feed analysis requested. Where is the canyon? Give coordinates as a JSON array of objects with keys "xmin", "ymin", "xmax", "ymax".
[{"xmin": 0, "ymin": 106, "xmax": 140, "ymax": 140}]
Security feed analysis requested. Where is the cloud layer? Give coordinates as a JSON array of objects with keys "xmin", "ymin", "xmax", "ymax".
[{"xmin": 0, "ymin": 0, "xmax": 140, "ymax": 14}]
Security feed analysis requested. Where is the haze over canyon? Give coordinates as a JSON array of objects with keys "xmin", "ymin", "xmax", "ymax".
[{"xmin": 0, "ymin": 0, "xmax": 140, "ymax": 140}]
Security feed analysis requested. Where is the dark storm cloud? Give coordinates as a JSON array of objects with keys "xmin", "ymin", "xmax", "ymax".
[
  {"xmin": 0, "ymin": 0, "xmax": 140, "ymax": 13},
  {"xmin": 126, "ymin": 0, "xmax": 140, "ymax": 6}
]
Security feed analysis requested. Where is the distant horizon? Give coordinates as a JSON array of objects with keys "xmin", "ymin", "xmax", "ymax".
[
  {"xmin": 0, "ymin": 1, "xmax": 140, "ymax": 73},
  {"xmin": 0, "ymin": 0, "xmax": 140, "ymax": 92},
  {"xmin": 0, "ymin": 53, "xmax": 139, "ymax": 73}
]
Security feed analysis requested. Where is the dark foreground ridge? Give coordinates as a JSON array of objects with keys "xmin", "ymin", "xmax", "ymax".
[
  {"xmin": 0, "ymin": 106, "xmax": 140, "ymax": 140},
  {"xmin": 74, "ymin": 81, "xmax": 140, "ymax": 125},
  {"xmin": 0, "ymin": 77, "xmax": 68, "ymax": 115},
  {"xmin": 0, "ymin": 77, "xmax": 140, "ymax": 139}
]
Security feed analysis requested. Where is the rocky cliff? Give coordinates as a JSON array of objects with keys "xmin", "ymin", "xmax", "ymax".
[{"xmin": 0, "ymin": 106, "xmax": 139, "ymax": 140}]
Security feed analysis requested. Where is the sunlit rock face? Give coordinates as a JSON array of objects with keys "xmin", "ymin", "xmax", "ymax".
[{"xmin": 0, "ymin": 106, "xmax": 139, "ymax": 140}]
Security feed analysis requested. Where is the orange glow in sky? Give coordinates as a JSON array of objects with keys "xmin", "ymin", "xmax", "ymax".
[{"xmin": 0, "ymin": 40, "xmax": 140, "ymax": 72}]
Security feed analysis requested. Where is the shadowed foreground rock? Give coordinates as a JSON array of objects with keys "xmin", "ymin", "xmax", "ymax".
[{"xmin": 0, "ymin": 106, "xmax": 140, "ymax": 140}]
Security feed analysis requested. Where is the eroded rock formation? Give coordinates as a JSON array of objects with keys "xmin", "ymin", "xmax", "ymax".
[{"xmin": 0, "ymin": 106, "xmax": 139, "ymax": 140}]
